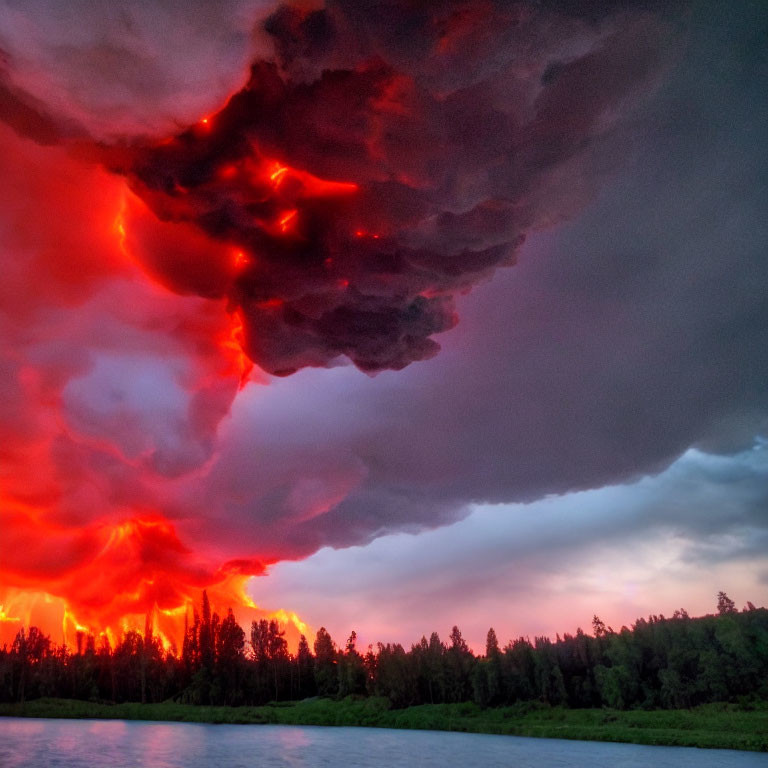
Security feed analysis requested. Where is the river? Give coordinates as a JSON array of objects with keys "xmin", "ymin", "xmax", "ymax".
[{"xmin": 0, "ymin": 718, "xmax": 765, "ymax": 767}]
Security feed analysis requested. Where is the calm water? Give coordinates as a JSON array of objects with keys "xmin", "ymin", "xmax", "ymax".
[{"xmin": 0, "ymin": 718, "xmax": 765, "ymax": 768}]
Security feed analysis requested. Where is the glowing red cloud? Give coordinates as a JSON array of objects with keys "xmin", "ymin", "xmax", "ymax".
[{"xmin": 0, "ymin": 122, "xmax": 297, "ymax": 646}]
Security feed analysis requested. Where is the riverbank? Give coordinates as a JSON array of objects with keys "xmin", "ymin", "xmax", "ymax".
[{"xmin": 1, "ymin": 698, "xmax": 766, "ymax": 751}]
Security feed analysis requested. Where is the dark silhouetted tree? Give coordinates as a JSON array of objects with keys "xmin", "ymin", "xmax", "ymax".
[
  {"xmin": 313, "ymin": 627, "xmax": 338, "ymax": 697},
  {"xmin": 216, "ymin": 608, "xmax": 245, "ymax": 704},
  {"xmin": 296, "ymin": 634, "xmax": 315, "ymax": 698},
  {"xmin": 592, "ymin": 615, "xmax": 607, "ymax": 638},
  {"xmin": 486, "ymin": 628, "xmax": 500, "ymax": 658},
  {"xmin": 2, "ymin": 599, "xmax": 768, "ymax": 712},
  {"xmin": 717, "ymin": 591, "xmax": 736, "ymax": 615},
  {"xmin": 338, "ymin": 631, "xmax": 367, "ymax": 697}
]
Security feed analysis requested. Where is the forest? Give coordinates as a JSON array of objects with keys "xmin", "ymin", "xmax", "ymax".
[{"xmin": 2, "ymin": 593, "xmax": 766, "ymax": 711}]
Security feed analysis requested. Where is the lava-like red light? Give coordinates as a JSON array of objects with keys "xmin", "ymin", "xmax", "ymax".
[{"xmin": 278, "ymin": 209, "xmax": 298, "ymax": 233}]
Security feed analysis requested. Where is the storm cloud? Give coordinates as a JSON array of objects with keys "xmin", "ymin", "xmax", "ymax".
[
  {"xmin": 0, "ymin": 0, "xmax": 765, "ymax": 641},
  {"xmin": 106, "ymin": 0, "xmax": 681, "ymax": 375},
  {"xmin": 182, "ymin": 0, "xmax": 768, "ymax": 560}
]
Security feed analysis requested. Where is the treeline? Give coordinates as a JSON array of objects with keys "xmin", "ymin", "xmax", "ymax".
[{"xmin": 1, "ymin": 592, "xmax": 766, "ymax": 710}]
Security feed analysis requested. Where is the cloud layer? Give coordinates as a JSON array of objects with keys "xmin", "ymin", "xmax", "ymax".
[
  {"xmin": 0, "ymin": 0, "xmax": 765, "ymax": 642},
  {"xmin": 256, "ymin": 445, "xmax": 768, "ymax": 650},
  {"xmin": 106, "ymin": 0, "xmax": 679, "ymax": 376}
]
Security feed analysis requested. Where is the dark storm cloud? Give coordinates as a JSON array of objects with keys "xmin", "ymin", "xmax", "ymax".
[
  {"xmin": 107, "ymin": 0, "xmax": 680, "ymax": 376},
  {"xmin": 177, "ymin": 0, "xmax": 768, "ymax": 561},
  {"xmin": 255, "ymin": 446, "xmax": 768, "ymax": 649}
]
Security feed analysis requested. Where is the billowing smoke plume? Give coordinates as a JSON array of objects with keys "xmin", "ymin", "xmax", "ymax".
[
  {"xmin": 109, "ymin": 0, "xmax": 678, "ymax": 375},
  {"xmin": 0, "ymin": 0, "xmax": 687, "ymax": 642}
]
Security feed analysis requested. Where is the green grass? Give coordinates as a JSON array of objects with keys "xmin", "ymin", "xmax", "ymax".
[{"xmin": 1, "ymin": 698, "xmax": 766, "ymax": 751}]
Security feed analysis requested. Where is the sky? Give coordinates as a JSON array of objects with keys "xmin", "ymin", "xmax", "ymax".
[{"xmin": 0, "ymin": 0, "xmax": 766, "ymax": 652}]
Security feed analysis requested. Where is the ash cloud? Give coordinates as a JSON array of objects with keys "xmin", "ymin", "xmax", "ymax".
[
  {"xmin": 168, "ymin": 0, "xmax": 768, "ymax": 565},
  {"xmin": 109, "ymin": 0, "xmax": 679, "ymax": 375}
]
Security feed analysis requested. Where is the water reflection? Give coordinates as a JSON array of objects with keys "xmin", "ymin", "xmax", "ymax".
[
  {"xmin": 0, "ymin": 718, "xmax": 765, "ymax": 768},
  {"xmin": 275, "ymin": 727, "xmax": 314, "ymax": 768}
]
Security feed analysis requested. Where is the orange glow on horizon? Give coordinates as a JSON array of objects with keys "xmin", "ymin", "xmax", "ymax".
[
  {"xmin": 1, "ymin": 469, "xmax": 309, "ymax": 653},
  {"xmin": 0, "ymin": 605, "xmax": 20, "ymax": 624},
  {"xmin": 1, "ymin": 583, "xmax": 309, "ymax": 655},
  {"xmin": 1, "ymin": 552, "xmax": 310, "ymax": 655}
]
